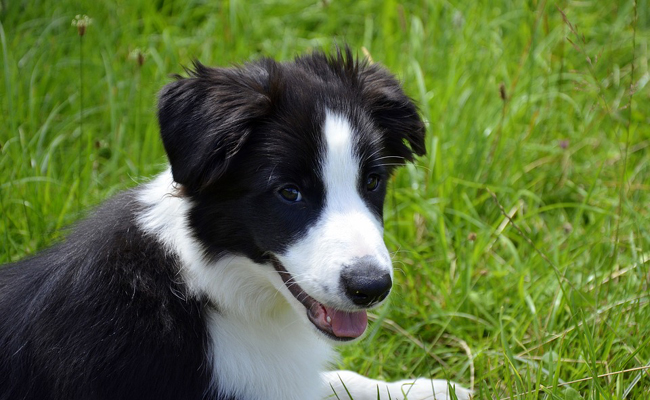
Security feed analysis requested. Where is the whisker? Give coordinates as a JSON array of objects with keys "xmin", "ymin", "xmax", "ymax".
[
  {"xmin": 362, "ymin": 147, "xmax": 384, "ymax": 163},
  {"xmin": 374, "ymin": 155, "xmax": 406, "ymax": 161}
]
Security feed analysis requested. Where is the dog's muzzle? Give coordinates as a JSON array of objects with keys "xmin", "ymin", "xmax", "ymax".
[{"xmin": 268, "ymin": 255, "xmax": 390, "ymax": 341}]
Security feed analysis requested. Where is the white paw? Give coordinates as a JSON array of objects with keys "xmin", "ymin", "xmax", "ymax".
[
  {"xmin": 323, "ymin": 370, "xmax": 472, "ymax": 400},
  {"xmin": 387, "ymin": 378, "xmax": 472, "ymax": 400}
]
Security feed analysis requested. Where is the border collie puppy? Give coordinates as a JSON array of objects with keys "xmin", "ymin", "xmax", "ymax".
[{"xmin": 0, "ymin": 49, "xmax": 471, "ymax": 400}]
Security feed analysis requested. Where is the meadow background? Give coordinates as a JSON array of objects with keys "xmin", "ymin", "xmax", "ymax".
[{"xmin": 1, "ymin": 0, "xmax": 649, "ymax": 398}]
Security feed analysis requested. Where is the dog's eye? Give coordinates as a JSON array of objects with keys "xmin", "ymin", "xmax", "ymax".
[
  {"xmin": 365, "ymin": 174, "xmax": 381, "ymax": 191},
  {"xmin": 278, "ymin": 186, "xmax": 303, "ymax": 202}
]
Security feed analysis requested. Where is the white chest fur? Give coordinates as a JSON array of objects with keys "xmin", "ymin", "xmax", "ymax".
[{"xmin": 206, "ymin": 309, "xmax": 333, "ymax": 400}]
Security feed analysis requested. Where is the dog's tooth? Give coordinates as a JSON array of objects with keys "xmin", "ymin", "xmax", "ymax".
[{"xmin": 326, "ymin": 316, "xmax": 332, "ymax": 324}]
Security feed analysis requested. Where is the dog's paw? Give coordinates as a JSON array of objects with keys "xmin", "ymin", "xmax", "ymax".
[
  {"xmin": 386, "ymin": 377, "xmax": 472, "ymax": 400},
  {"xmin": 323, "ymin": 370, "xmax": 472, "ymax": 400}
]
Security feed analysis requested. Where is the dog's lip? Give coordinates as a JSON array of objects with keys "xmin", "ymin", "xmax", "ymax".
[{"xmin": 268, "ymin": 255, "xmax": 368, "ymax": 341}]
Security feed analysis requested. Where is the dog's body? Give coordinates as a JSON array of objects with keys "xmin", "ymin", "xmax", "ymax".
[{"xmin": 0, "ymin": 50, "xmax": 470, "ymax": 400}]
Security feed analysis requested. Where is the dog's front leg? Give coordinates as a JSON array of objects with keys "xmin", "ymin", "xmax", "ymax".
[{"xmin": 322, "ymin": 370, "xmax": 472, "ymax": 400}]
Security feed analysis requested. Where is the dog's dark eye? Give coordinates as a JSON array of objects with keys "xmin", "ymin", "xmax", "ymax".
[
  {"xmin": 365, "ymin": 174, "xmax": 381, "ymax": 191},
  {"xmin": 278, "ymin": 186, "xmax": 303, "ymax": 202}
]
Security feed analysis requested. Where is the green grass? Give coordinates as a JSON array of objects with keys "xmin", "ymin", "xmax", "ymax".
[{"xmin": 1, "ymin": 0, "xmax": 649, "ymax": 398}]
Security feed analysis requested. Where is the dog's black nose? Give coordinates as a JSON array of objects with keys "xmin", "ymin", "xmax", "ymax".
[{"xmin": 341, "ymin": 260, "xmax": 392, "ymax": 307}]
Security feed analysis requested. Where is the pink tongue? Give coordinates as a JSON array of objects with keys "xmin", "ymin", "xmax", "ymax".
[{"xmin": 325, "ymin": 307, "xmax": 368, "ymax": 338}]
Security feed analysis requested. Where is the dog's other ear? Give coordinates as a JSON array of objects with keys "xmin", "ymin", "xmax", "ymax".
[
  {"xmin": 360, "ymin": 63, "xmax": 426, "ymax": 164},
  {"xmin": 157, "ymin": 60, "xmax": 277, "ymax": 190}
]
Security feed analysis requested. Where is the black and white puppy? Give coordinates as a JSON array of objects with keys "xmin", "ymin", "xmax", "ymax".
[{"xmin": 0, "ymin": 49, "xmax": 471, "ymax": 400}]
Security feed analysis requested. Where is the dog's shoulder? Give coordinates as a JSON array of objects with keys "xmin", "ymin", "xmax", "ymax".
[{"xmin": 0, "ymin": 189, "xmax": 214, "ymax": 400}]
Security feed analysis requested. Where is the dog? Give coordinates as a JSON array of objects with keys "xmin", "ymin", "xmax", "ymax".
[{"xmin": 0, "ymin": 49, "xmax": 471, "ymax": 400}]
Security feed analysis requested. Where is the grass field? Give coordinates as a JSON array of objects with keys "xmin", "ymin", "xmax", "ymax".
[{"xmin": 1, "ymin": 0, "xmax": 649, "ymax": 398}]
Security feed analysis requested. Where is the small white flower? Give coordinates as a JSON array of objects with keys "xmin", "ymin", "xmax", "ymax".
[{"xmin": 72, "ymin": 15, "xmax": 92, "ymax": 36}]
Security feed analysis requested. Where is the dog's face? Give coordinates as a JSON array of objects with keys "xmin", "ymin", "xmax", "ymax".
[{"xmin": 158, "ymin": 50, "xmax": 425, "ymax": 342}]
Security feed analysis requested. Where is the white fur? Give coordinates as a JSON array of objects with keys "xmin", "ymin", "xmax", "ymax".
[{"xmin": 276, "ymin": 112, "xmax": 392, "ymax": 312}]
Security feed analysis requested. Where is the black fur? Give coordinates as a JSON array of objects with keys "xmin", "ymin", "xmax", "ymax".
[
  {"xmin": 0, "ymin": 192, "xmax": 213, "ymax": 400},
  {"xmin": 0, "ymin": 49, "xmax": 425, "ymax": 400}
]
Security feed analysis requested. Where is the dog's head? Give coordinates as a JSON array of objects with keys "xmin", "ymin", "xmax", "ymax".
[{"xmin": 157, "ymin": 49, "xmax": 425, "ymax": 342}]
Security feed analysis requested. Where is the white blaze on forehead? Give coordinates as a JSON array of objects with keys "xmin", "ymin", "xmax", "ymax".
[
  {"xmin": 319, "ymin": 110, "xmax": 388, "ymax": 261},
  {"xmin": 322, "ymin": 111, "xmax": 360, "ymax": 207}
]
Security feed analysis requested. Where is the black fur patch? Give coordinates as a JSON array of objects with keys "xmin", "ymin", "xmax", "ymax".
[{"xmin": 0, "ymin": 192, "xmax": 214, "ymax": 400}]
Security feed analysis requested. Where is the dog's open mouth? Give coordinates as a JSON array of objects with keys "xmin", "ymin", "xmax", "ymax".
[{"xmin": 269, "ymin": 256, "xmax": 367, "ymax": 341}]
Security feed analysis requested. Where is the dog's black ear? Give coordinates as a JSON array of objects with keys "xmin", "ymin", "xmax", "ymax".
[
  {"xmin": 359, "ymin": 63, "xmax": 426, "ymax": 163},
  {"xmin": 157, "ymin": 60, "xmax": 277, "ymax": 190}
]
